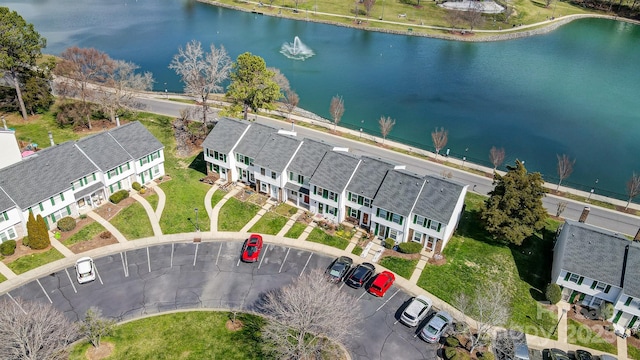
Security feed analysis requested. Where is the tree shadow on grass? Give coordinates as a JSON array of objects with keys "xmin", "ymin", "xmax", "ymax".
[{"xmin": 510, "ymin": 226, "xmax": 556, "ymax": 301}]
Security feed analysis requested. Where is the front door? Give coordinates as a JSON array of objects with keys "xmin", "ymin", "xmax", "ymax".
[
  {"xmin": 362, "ymin": 213, "xmax": 369, "ymax": 226},
  {"xmin": 303, "ymin": 195, "xmax": 309, "ymax": 204}
]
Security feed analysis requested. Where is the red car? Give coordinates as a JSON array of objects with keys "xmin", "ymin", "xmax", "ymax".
[
  {"xmin": 241, "ymin": 234, "xmax": 263, "ymax": 262},
  {"xmin": 368, "ymin": 271, "xmax": 395, "ymax": 297}
]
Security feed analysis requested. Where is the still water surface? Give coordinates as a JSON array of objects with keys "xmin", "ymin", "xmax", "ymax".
[{"xmin": 7, "ymin": 0, "xmax": 640, "ymax": 198}]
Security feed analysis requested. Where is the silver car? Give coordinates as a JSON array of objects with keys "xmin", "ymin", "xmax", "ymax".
[
  {"xmin": 420, "ymin": 311, "xmax": 453, "ymax": 343},
  {"xmin": 400, "ymin": 295, "xmax": 432, "ymax": 327}
]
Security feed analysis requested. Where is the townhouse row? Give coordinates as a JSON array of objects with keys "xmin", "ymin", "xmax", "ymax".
[
  {"xmin": 552, "ymin": 217, "xmax": 640, "ymax": 331},
  {"xmin": 0, "ymin": 122, "xmax": 165, "ymax": 242},
  {"xmin": 203, "ymin": 117, "xmax": 468, "ymax": 251}
]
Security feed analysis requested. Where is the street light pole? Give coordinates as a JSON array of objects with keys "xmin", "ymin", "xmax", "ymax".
[
  {"xmin": 551, "ymin": 309, "xmax": 567, "ymax": 336},
  {"xmin": 195, "ymin": 208, "xmax": 199, "ymax": 231}
]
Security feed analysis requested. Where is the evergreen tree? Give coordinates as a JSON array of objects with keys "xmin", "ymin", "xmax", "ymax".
[
  {"xmin": 24, "ymin": 211, "xmax": 36, "ymax": 247},
  {"xmin": 481, "ymin": 160, "xmax": 547, "ymax": 245},
  {"xmin": 29, "ymin": 214, "xmax": 50, "ymax": 250},
  {"xmin": 226, "ymin": 52, "xmax": 280, "ymax": 120}
]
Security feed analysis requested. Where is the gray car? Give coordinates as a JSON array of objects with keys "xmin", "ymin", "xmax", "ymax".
[
  {"xmin": 419, "ymin": 311, "xmax": 453, "ymax": 343},
  {"xmin": 400, "ymin": 295, "xmax": 432, "ymax": 327}
]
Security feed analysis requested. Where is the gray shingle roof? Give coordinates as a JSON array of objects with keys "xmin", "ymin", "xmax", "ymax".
[
  {"xmin": 108, "ymin": 121, "xmax": 164, "ymax": 159},
  {"xmin": 413, "ymin": 176, "xmax": 465, "ymax": 224},
  {"xmin": 623, "ymin": 246, "xmax": 640, "ymax": 298},
  {"xmin": 0, "ymin": 142, "xmax": 99, "ymax": 209},
  {"xmin": 310, "ymin": 151, "xmax": 360, "ymax": 193},
  {"xmin": 75, "ymin": 131, "xmax": 131, "ymax": 171},
  {"xmin": 202, "ymin": 117, "xmax": 249, "ymax": 154},
  {"xmin": 346, "ymin": 156, "xmax": 395, "ymax": 200},
  {"xmin": 0, "ymin": 187, "xmax": 15, "ymax": 213},
  {"xmin": 373, "ymin": 170, "xmax": 424, "ymax": 216},
  {"xmin": 287, "ymin": 138, "xmax": 332, "ymax": 177},
  {"xmin": 556, "ymin": 220, "xmax": 628, "ymax": 290},
  {"xmin": 254, "ymin": 134, "xmax": 301, "ymax": 173},
  {"xmin": 234, "ymin": 123, "xmax": 277, "ymax": 159}
]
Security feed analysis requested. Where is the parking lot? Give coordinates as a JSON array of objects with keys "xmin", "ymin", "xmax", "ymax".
[{"xmin": 3, "ymin": 241, "xmax": 440, "ymax": 359}]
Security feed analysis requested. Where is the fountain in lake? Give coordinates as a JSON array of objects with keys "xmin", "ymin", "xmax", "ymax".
[{"xmin": 280, "ymin": 36, "xmax": 315, "ymax": 60}]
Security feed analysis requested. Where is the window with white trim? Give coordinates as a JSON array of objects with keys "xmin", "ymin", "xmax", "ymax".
[
  {"xmin": 0, "ymin": 227, "xmax": 17, "ymax": 242},
  {"xmin": 261, "ymin": 168, "xmax": 266, "ymax": 176},
  {"xmin": 412, "ymin": 231, "xmax": 423, "ymax": 243},
  {"xmin": 271, "ymin": 171, "xmax": 277, "ymax": 180},
  {"xmin": 153, "ymin": 165, "xmax": 160, "ymax": 175},
  {"xmin": 595, "ymin": 282, "xmax": 607, "ymax": 292},
  {"xmin": 327, "ymin": 206, "xmax": 337, "ymax": 216},
  {"xmin": 350, "ymin": 208, "xmax": 358, "ymax": 218},
  {"xmin": 389, "ymin": 229, "xmax": 398, "ymax": 240},
  {"xmin": 260, "ymin": 183, "xmax": 268, "ymax": 192},
  {"xmin": 569, "ymin": 273, "xmax": 580, "ymax": 283},
  {"xmin": 0, "ymin": 211, "xmax": 9, "ymax": 224},
  {"xmin": 237, "ymin": 154, "xmax": 245, "ymax": 163},
  {"xmin": 392, "ymin": 213, "xmax": 402, "ymax": 225},
  {"xmin": 378, "ymin": 209, "xmax": 388, "ymax": 220},
  {"xmin": 430, "ymin": 221, "xmax": 439, "ymax": 231},
  {"xmin": 363, "ymin": 197, "xmax": 371, "ymax": 208}
]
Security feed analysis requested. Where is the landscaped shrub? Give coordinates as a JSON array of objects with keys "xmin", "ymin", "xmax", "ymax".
[
  {"xmin": 79, "ymin": 214, "xmax": 87, "ymax": 220},
  {"xmin": 384, "ymin": 238, "xmax": 395, "ymax": 249},
  {"xmin": 22, "ymin": 235, "xmax": 30, "ymax": 247},
  {"xmin": 26, "ymin": 213, "xmax": 50, "ymax": 250},
  {"xmin": 601, "ymin": 302, "xmax": 614, "ymax": 321},
  {"xmin": 478, "ymin": 351, "xmax": 495, "ymax": 360},
  {"xmin": 545, "ymin": 283, "xmax": 562, "ymax": 304},
  {"xmin": 132, "ymin": 182, "xmax": 142, "ymax": 191},
  {"xmin": 100, "ymin": 231, "xmax": 112, "ymax": 239},
  {"xmin": 397, "ymin": 242, "xmax": 423, "ymax": 254},
  {"xmin": 0, "ymin": 240, "xmax": 17, "ymax": 256},
  {"xmin": 139, "ymin": 188, "xmax": 146, "ymax": 194},
  {"xmin": 109, "ymin": 189, "xmax": 129, "ymax": 204},
  {"xmin": 445, "ymin": 336, "xmax": 460, "ymax": 348},
  {"xmin": 57, "ymin": 216, "xmax": 76, "ymax": 232},
  {"xmin": 444, "ymin": 347, "xmax": 458, "ymax": 360}
]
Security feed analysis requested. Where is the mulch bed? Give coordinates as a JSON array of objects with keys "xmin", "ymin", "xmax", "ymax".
[
  {"xmin": 94, "ymin": 197, "xmax": 136, "ymax": 221},
  {"xmin": 1, "ymin": 239, "xmax": 53, "ymax": 264},
  {"xmin": 381, "ymin": 249, "xmax": 421, "ymax": 261},
  {"xmin": 567, "ymin": 304, "xmax": 617, "ymax": 345}
]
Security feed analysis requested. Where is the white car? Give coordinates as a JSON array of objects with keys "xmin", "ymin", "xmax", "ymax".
[
  {"xmin": 420, "ymin": 310, "xmax": 453, "ymax": 343},
  {"xmin": 75, "ymin": 257, "xmax": 96, "ymax": 284},
  {"xmin": 400, "ymin": 295, "xmax": 432, "ymax": 327}
]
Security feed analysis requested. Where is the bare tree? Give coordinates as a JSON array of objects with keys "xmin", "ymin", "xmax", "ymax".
[
  {"xmin": 259, "ymin": 268, "xmax": 361, "ymax": 359},
  {"xmin": 556, "ymin": 200, "xmax": 568, "ymax": 217},
  {"xmin": 626, "ymin": 172, "xmax": 640, "ymax": 209},
  {"xmin": 556, "ymin": 154, "xmax": 576, "ymax": 190},
  {"xmin": 329, "ymin": 95, "xmax": 345, "ymax": 132},
  {"xmin": 378, "ymin": 116, "xmax": 396, "ymax": 145},
  {"xmin": 0, "ymin": 298, "xmax": 79, "ymax": 360},
  {"xmin": 283, "ymin": 89, "xmax": 299, "ymax": 120},
  {"xmin": 363, "ymin": 0, "xmax": 376, "ymax": 17},
  {"xmin": 270, "ymin": 68, "xmax": 290, "ymax": 94},
  {"xmin": 169, "ymin": 40, "xmax": 232, "ymax": 126},
  {"xmin": 453, "ymin": 282, "xmax": 510, "ymax": 354},
  {"xmin": 445, "ymin": 10, "xmax": 465, "ymax": 31},
  {"xmin": 80, "ymin": 307, "xmax": 116, "ymax": 348},
  {"xmin": 463, "ymin": 1, "xmax": 485, "ymax": 32},
  {"xmin": 431, "ymin": 127, "xmax": 448, "ymax": 159},
  {"xmin": 97, "ymin": 60, "xmax": 154, "ymax": 123},
  {"xmin": 55, "ymin": 46, "xmax": 115, "ymax": 129},
  {"xmin": 489, "ymin": 146, "xmax": 505, "ymax": 170}
]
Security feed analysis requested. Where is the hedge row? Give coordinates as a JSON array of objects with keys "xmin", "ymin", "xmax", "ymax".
[{"xmin": 109, "ymin": 189, "xmax": 129, "ymax": 204}]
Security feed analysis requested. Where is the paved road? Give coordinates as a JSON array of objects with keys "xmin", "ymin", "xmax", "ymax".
[
  {"xmin": 4, "ymin": 242, "xmax": 438, "ymax": 359},
  {"xmin": 138, "ymin": 96, "xmax": 640, "ymax": 237}
]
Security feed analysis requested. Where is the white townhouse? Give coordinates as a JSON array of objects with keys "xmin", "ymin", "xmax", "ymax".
[
  {"xmin": 308, "ymin": 151, "xmax": 361, "ymax": 224},
  {"xmin": 0, "ymin": 121, "xmax": 165, "ymax": 236},
  {"xmin": 233, "ymin": 123, "xmax": 277, "ymax": 186},
  {"xmin": 344, "ymin": 156, "xmax": 395, "ymax": 230},
  {"xmin": 552, "ymin": 219, "xmax": 640, "ymax": 330},
  {"xmin": 202, "ymin": 118, "xmax": 249, "ymax": 182},
  {"xmin": 253, "ymin": 134, "xmax": 302, "ymax": 201},
  {"xmin": 0, "ymin": 128, "xmax": 21, "ymax": 169},
  {"xmin": 283, "ymin": 138, "xmax": 332, "ymax": 208}
]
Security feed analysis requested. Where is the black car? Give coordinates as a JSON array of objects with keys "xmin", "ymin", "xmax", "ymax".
[
  {"xmin": 326, "ymin": 256, "xmax": 353, "ymax": 282},
  {"xmin": 547, "ymin": 348, "xmax": 570, "ymax": 360},
  {"xmin": 575, "ymin": 350, "xmax": 592, "ymax": 360},
  {"xmin": 345, "ymin": 262, "xmax": 375, "ymax": 288}
]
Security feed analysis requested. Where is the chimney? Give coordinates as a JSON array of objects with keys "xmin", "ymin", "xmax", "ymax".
[
  {"xmin": 115, "ymin": 115, "xmax": 121, "ymax": 127},
  {"xmin": 48, "ymin": 131, "xmax": 55, "ymax": 146},
  {"xmin": 578, "ymin": 206, "xmax": 590, "ymax": 223},
  {"xmin": 2, "ymin": 116, "xmax": 7, "ymax": 130},
  {"xmin": 634, "ymin": 228, "xmax": 640, "ymax": 242}
]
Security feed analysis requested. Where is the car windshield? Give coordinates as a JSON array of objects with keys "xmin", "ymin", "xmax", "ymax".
[
  {"xmin": 246, "ymin": 246, "xmax": 257, "ymax": 255},
  {"xmin": 371, "ymin": 285, "xmax": 381, "ymax": 291},
  {"xmin": 354, "ymin": 267, "xmax": 367, "ymax": 278},
  {"xmin": 404, "ymin": 313, "xmax": 416, "ymax": 320},
  {"xmin": 425, "ymin": 324, "xmax": 438, "ymax": 335},
  {"xmin": 329, "ymin": 269, "xmax": 341, "ymax": 277},
  {"xmin": 77, "ymin": 261, "xmax": 92, "ymax": 274}
]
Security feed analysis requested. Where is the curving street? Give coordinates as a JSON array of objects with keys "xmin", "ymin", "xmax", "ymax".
[{"xmin": 4, "ymin": 241, "xmax": 438, "ymax": 359}]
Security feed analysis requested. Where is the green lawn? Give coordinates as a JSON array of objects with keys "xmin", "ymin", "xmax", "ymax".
[
  {"xmin": 273, "ymin": 203, "xmax": 298, "ymax": 217},
  {"xmin": 218, "ymin": 198, "xmax": 261, "ymax": 232},
  {"xmin": 567, "ymin": 319, "xmax": 617, "ymax": 354},
  {"xmin": 62, "ymin": 221, "xmax": 107, "ymax": 246},
  {"xmin": 248, "ymin": 211, "xmax": 287, "ymax": 235},
  {"xmin": 211, "ymin": 190, "xmax": 226, "ymax": 208},
  {"xmin": 378, "ymin": 256, "xmax": 418, "ymax": 279},
  {"xmin": 306, "ymin": 228, "xmax": 349, "ymax": 250},
  {"xmin": 69, "ymin": 312, "xmax": 265, "ymax": 360},
  {"xmin": 417, "ymin": 192, "xmax": 560, "ymax": 338},
  {"xmin": 6, "ymin": 112, "xmax": 81, "ymax": 150},
  {"xmin": 146, "ymin": 193, "xmax": 159, "ymax": 212},
  {"xmin": 352, "ymin": 245, "xmax": 363, "ymax": 256},
  {"xmin": 8, "ymin": 248, "xmax": 65, "ymax": 275},
  {"xmin": 629, "ymin": 343, "xmax": 640, "ymax": 360},
  {"xmin": 110, "ymin": 202, "xmax": 154, "ymax": 240},
  {"xmin": 0, "ymin": 273, "xmax": 7, "ymax": 283},
  {"xmin": 284, "ymin": 222, "xmax": 307, "ymax": 239}
]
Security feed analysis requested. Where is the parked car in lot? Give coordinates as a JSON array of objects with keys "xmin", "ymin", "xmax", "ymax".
[
  {"xmin": 368, "ymin": 271, "xmax": 395, "ymax": 297},
  {"xmin": 400, "ymin": 295, "xmax": 432, "ymax": 327},
  {"xmin": 326, "ymin": 256, "xmax": 353, "ymax": 282},
  {"xmin": 345, "ymin": 262, "xmax": 375, "ymax": 288},
  {"xmin": 495, "ymin": 330, "xmax": 529, "ymax": 360},
  {"xmin": 597, "ymin": 355, "xmax": 617, "ymax": 360},
  {"xmin": 241, "ymin": 234, "xmax": 263, "ymax": 262},
  {"xmin": 546, "ymin": 348, "xmax": 570, "ymax": 360},
  {"xmin": 420, "ymin": 310, "xmax": 453, "ymax": 343},
  {"xmin": 75, "ymin": 257, "xmax": 96, "ymax": 284},
  {"xmin": 575, "ymin": 350, "xmax": 592, "ymax": 360}
]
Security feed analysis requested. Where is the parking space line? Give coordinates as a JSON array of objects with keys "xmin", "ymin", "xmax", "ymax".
[
  {"xmin": 257, "ymin": 244, "xmax": 269, "ymax": 269},
  {"xmin": 215, "ymin": 243, "xmax": 222, "ymax": 265},
  {"xmin": 357, "ymin": 291, "xmax": 368, "ymax": 301},
  {"xmin": 64, "ymin": 268, "xmax": 77, "ymax": 293},
  {"xmin": 193, "ymin": 243, "xmax": 199, "ymax": 266},
  {"xmin": 236, "ymin": 258, "xmax": 241, "ymax": 267},
  {"xmin": 146, "ymin": 247, "xmax": 151, "ymax": 273},
  {"xmin": 300, "ymin": 253, "xmax": 313, "ymax": 277},
  {"xmin": 171, "ymin": 243, "xmax": 175, "ymax": 267},
  {"xmin": 6, "ymin": 293, "xmax": 27, "ymax": 314},
  {"xmin": 376, "ymin": 289, "xmax": 400, "ymax": 312},
  {"xmin": 339, "ymin": 283, "xmax": 345, "ymax": 290},
  {"xmin": 120, "ymin": 252, "xmax": 129, "ymax": 277},
  {"xmin": 278, "ymin": 247, "xmax": 291, "ymax": 273},
  {"xmin": 95, "ymin": 266, "xmax": 104, "ymax": 285},
  {"xmin": 36, "ymin": 279, "xmax": 53, "ymax": 304}
]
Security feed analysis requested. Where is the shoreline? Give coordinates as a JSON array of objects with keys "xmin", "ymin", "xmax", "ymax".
[{"xmin": 198, "ymin": 0, "xmax": 639, "ymax": 42}]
